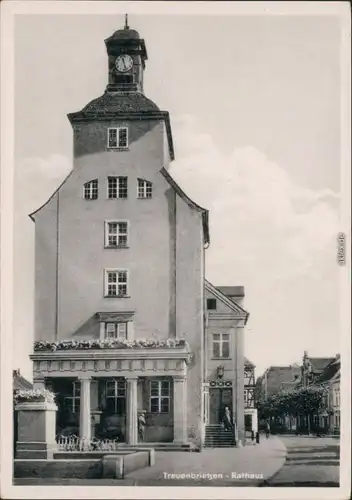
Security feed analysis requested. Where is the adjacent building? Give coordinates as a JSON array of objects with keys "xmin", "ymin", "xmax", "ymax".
[
  {"xmin": 243, "ymin": 358, "xmax": 257, "ymax": 435},
  {"xmin": 256, "ymin": 364, "xmax": 301, "ymax": 401},
  {"xmin": 257, "ymin": 351, "xmax": 340, "ymax": 435},
  {"xmin": 313, "ymin": 354, "xmax": 340, "ymax": 435},
  {"xmin": 28, "ymin": 19, "xmax": 249, "ymax": 449}
]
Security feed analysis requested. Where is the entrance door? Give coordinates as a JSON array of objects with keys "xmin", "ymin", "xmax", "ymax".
[
  {"xmin": 209, "ymin": 388, "xmax": 233, "ymax": 424},
  {"xmin": 245, "ymin": 414, "xmax": 252, "ymax": 431}
]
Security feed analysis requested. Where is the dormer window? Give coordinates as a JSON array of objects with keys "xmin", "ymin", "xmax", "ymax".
[
  {"xmin": 108, "ymin": 127, "xmax": 128, "ymax": 149},
  {"xmin": 137, "ymin": 179, "xmax": 152, "ymax": 199},
  {"xmin": 83, "ymin": 179, "xmax": 98, "ymax": 200}
]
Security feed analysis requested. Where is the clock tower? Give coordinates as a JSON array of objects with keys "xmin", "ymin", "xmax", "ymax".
[{"xmin": 105, "ymin": 15, "xmax": 147, "ymax": 93}]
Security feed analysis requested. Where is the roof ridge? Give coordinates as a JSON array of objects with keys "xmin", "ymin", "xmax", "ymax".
[
  {"xmin": 205, "ymin": 279, "xmax": 249, "ymax": 320},
  {"xmin": 160, "ymin": 168, "xmax": 210, "ymax": 244}
]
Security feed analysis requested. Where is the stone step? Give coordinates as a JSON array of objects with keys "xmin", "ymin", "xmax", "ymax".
[
  {"xmin": 205, "ymin": 429, "xmax": 234, "ymax": 433},
  {"xmin": 203, "ymin": 445, "xmax": 235, "ymax": 448},
  {"xmin": 110, "ymin": 443, "xmax": 197, "ymax": 452},
  {"xmin": 205, "ymin": 436, "xmax": 235, "ymax": 440},
  {"xmin": 205, "ymin": 432, "xmax": 234, "ymax": 435},
  {"xmin": 205, "ymin": 435, "xmax": 235, "ymax": 439},
  {"xmin": 204, "ymin": 441, "xmax": 235, "ymax": 446},
  {"xmin": 205, "ymin": 436, "xmax": 234, "ymax": 443}
]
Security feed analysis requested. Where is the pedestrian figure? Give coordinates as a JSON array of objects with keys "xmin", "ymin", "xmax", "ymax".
[
  {"xmin": 138, "ymin": 410, "xmax": 147, "ymax": 442},
  {"xmin": 223, "ymin": 406, "xmax": 233, "ymax": 431},
  {"xmin": 265, "ymin": 421, "xmax": 270, "ymax": 439}
]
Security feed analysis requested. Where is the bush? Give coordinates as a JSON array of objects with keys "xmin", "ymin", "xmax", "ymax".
[{"xmin": 14, "ymin": 388, "xmax": 56, "ymax": 405}]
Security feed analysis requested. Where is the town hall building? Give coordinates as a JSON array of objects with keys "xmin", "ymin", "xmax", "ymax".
[{"xmin": 29, "ymin": 18, "xmax": 249, "ymax": 449}]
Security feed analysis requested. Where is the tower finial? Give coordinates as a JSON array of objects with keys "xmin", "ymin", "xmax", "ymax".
[{"xmin": 124, "ymin": 13, "xmax": 129, "ymax": 29}]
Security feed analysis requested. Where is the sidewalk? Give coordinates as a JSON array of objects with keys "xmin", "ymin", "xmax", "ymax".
[
  {"xmin": 14, "ymin": 436, "xmax": 287, "ymax": 486},
  {"xmin": 265, "ymin": 436, "xmax": 339, "ymax": 487},
  {"xmin": 120, "ymin": 435, "xmax": 287, "ymax": 486}
]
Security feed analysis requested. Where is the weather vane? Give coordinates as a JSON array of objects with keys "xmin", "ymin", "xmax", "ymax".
[{"xmin": 124, "ymin": 13, "xmax": 129, "ymax": 29}]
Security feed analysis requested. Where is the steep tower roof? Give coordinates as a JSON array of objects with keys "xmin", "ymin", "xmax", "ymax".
[{"xmin": 67, "ymin": 17, "xmax": 174, "ymax": 160}]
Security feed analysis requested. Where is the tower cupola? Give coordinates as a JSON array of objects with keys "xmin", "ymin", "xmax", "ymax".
[{"xmin": 104, "ymin": 15, "xmax": 148, "ymax": 93}]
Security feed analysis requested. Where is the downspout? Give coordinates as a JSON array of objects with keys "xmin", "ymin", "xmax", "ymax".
[{"xmin": 55, "ymin": 192, "xmax": 60, "ymax": 340}]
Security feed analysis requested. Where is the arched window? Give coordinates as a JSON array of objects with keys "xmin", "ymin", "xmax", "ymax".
[
  {"xmin": 137, "ymin": 178, "xmax": 152, "ymax": 199},
  {"xmin": 83, "ymin": 179, "xmax": 98, "ymax": 200}
]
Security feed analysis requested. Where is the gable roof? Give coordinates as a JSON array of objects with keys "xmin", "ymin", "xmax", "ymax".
[
  {"xmin": 308, "ymin": 357, "xmax": 335, "ymax": 373},
  {"xmin": 316, "ymin": 356, "xmax": 341, "ymax": 384},
  {"xmin": 244, "ymin": 357, "xmax": 255, "ymax": 368},
  {"xmin": 205, "ymin": 279, "xmax": 249, "ymax": 323},
  {"xmin": 217, "ymin": 286, "xmax": 245, "ymax": 298},
  {"xmin": 29, "ymin": 170, "xmax": 73, "ymax": 221},
  {"xmin": 160, "ymin": 168, "xmax": 209, "ymax": 245}
]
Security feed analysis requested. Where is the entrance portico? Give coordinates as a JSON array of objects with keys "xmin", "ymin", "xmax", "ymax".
[{"xmin": 30, "ymin": 345, "xmax": 190, "ymax": 445}]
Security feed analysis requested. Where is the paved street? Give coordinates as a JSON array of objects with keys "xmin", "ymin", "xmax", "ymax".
[
  {"xmin": 14, "ymin": 436, "xmax": 286, "ymax": 486},
  {"xmin": 265, "ymin": 435, "xmax": 340, "ymax": 487}
]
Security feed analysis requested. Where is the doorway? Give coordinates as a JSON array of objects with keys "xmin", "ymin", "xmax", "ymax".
[
  {"xmin": 209, "ymin": 388, "xmax": 232, "ymax": 424},
  {"xmin": 245, "ymin": 414, "xmax": 252, "ymax": 431}
]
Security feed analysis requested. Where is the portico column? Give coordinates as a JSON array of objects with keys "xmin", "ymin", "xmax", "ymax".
[
  {"xmin": 126, "ymin": 376, "xmax": 138, "ymax": 445},
  {"xmin": 99, "ymin": 321, "xmax": 105, "ymax": 340},
  {"xmin": 79, "ymin": 376, "xmax": 91, "ymax": 442},
  {"xmin": 173, "ymin": 376, "xmax": 187, "ymax": 444}
]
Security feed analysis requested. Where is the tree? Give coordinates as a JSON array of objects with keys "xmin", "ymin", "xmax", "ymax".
[
  {"xmin": 256, "ymin": 384, "xmax": 329, "ymax": 434},
  {"xmin": 288, "ymin": 384, "xmax": 329, "ymax": 434}
]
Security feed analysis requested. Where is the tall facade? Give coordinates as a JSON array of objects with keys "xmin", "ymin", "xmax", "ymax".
[{"xmin": 29, "ymin": 20, "xmax": 248, "ymax": 448}]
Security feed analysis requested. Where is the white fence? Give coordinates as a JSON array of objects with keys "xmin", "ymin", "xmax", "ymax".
[{"xmin": 56, "ymin": 435, "xmax": 120, "ymax": 452}]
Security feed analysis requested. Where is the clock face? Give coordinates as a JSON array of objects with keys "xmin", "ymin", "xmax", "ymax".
[{"xmin": 115, "ymin": 55, "xmax": 133, "ymax": 73}]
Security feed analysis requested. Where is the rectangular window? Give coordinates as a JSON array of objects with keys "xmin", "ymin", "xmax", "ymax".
[
  {"xmin": 83, "ymin": 179, "xmax": 98, "ymax": 200},
  {"xmin": 105, "ymin": 221, "xmax": 128, "ymax": 247},
  {"xmin": 105, "ymin": 379, "xmax": 126, "ymax": 414},
  {"xmin": 207, "ymin": 298, "xmax": 217, "ymax": 310},
  {"xmin": 108, "ymin": 177, "xmax": 128, "ymax": 199},
  {"xmin": 105, "ymin": 322, "xmax": 127, "ymax": 340},
  {"xmin": 149, "ymin": 380, "xmax": 170, "ymax": 413},
  {"xmin": 244, "ymin": 389, "xmax": 248, "ymax": 405},
  {"xmin": 108, "ymin": 127, "xmax": 128, "ymax": 149},
  {"xmin": 115, "ymin": 74, "xmax": 134, "ymax": 85},
  {"xmin": 212, "ymin": 333, "xmax": 230, "ymax": 358},
  {"xmin": 137, "ymin": 179, "xmax": 153, "ymax": 199},
  {"xmin": 64, "ymin": 381, "xmax": 80, "ymax": 414},
  {"xmin": 105, "ymin": 270, "xmax": 128, "ymax": 297}
]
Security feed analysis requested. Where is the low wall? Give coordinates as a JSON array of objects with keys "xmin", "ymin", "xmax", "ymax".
[
  {"xmin": 14, "ymin": 450, "xmax": 154, "ymax": 480},
  {"xmin": 14, "ymin": 459, "xmax": 102, "ymax": 479},
  {"xmin": 123, "ymin": 451, "xmax": 149, "ymax": 476},
  {"xmin": 54, "ymin": 449, "xmax": 155, "ymax": 466}
]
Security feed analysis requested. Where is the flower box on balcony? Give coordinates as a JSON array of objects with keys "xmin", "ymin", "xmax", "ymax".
[
  {"xmin": 33, "ymin": 339, "xmax": 189, "ymax": 352},
  {"xmin": 14, "ymin": 388, "xmax": 56, "ymax": 405}
]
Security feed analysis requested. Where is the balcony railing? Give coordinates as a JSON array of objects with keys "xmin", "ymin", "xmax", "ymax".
[{"xmin": 56, "ymin": 435, "xmax": 120, "ymax": 452}]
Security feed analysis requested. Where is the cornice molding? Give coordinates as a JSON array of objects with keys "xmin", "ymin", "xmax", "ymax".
[
  {"xmin": 15, "ymin": 402, "xmax": 58, "ymax": 412},
  {"xmin": 30, "ymin": 347, "xmax": 191, "ymax": 362},
  {"xmin": 205, "ymin": 280, "xmax": 249, "ymax": 324}
]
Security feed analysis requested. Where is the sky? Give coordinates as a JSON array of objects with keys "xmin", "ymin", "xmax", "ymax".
[{"xmin": 13, "ymin": 12, "xmax": 342, "ymax": 380}]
